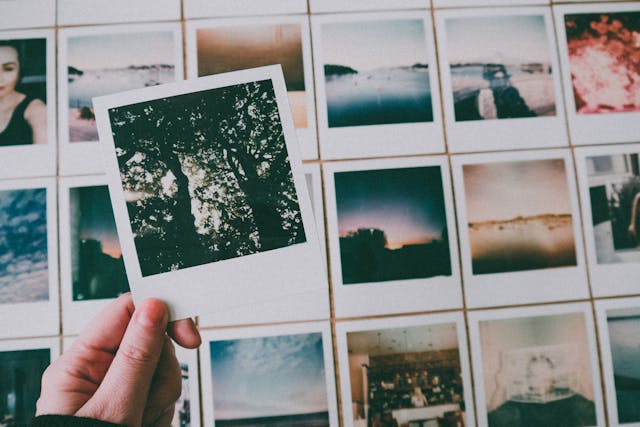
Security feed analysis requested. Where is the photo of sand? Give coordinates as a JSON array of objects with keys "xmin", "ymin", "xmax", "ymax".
[
  {"xmin": 196, "ymin": 23, "xmax": 308, "ymax": 128},
  {"xmin": 463, "ymin": 158, "xmax": 577, "ymax": 274},
  {"xmin": 564, "ymin": 11, "xmax": 640, "ymax": 115},
  {"xmin": 66, "ymin": 31, "xmax": 177, "ymax": 142},
  {"xmin": 321, "ymin": 18, "xmax": 433, "ymax": 128},
  {"xmin": 445, "ymin": 15, "xmax": 556, "ymax": 121}
]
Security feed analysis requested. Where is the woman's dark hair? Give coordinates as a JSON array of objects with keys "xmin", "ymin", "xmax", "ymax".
[{"xmin": 0, "ymin": 40, "xmax": 24, "ymax": 85}]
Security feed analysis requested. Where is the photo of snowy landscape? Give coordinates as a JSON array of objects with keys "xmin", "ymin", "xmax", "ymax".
[
  {"xmin": 0, "ymin": 188, "xmax": 49, "ymax": 304},
  {"xmin": 445, "ymin": 15, "xmax": 556, "ymax": 121},
  {"xmin": 321, "ymin": 18, "xmax": 433, "ymax": 128},
  {"xmin": 66, "ymin": 30, "xmax": 177, "ymax": 142}
]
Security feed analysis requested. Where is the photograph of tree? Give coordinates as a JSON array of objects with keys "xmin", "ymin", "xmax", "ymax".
[
  {"xmin": 586, "ymin": 152, "xmax": 640, "ymax": 264},
  {"xmin": 70, "ymin": 185, "xmax": 129, "ymax": 301},
  {"xmin": 0, "ymin": 348, "xmax": 50, "ymax": 427},
  {"xmin": 209, "ymin": 332, "xmax": 330, "ymax": 426},
  {"xmin": 463, "ymin": 159, "xmax": 577, "ymax": 275},
  {"xmin": 564, "ymin": 11, "xmax": 640, "ymax": 114},
  {"xmin": 606, "ymin": 306, "xmax": 640, "ymax": 424},
  {"xmin": 321, "ymin": 18, "xmax": 433, "ymax": 128},
  {"xmin": 108, "ymin": 80, "xmax": 306, "ymax": 277},
  {"xmin": 0, "ymin": 188, "xmax": 49, "ymax": 304},
  {"xmin": 196, "ymin": 23, "xmax": 308, "ymax": 128},
  {"xmin": 445, "ymin": 15, "xmax": 556, "ymax": 122},
  {"xmin": 67, "ymin": 31, "xmax": 177, "ymax": 142},
  {"xmin": 334, "ymin": 166, "xmax": 451, "ymax": 285}
]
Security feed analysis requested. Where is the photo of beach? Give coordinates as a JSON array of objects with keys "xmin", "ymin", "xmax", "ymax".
[
  {"xmin": 321, "ymin": 18, "xmax": 433, "ymax": 128},
  {"xmin": 564, "ymin": 11, "xmax": 640, "ymax": 115},
  {"xmin": 445, "ymin": 14, "xmax": 556, "ymax": 121},
  {"xmin": 209, "ymin": 332, "xmax": 330, "ymax": 426},
  {"xmin": 0, "ymin": 188, "xmax": 49, "ymax": 304},
  {"xmin": 0, "ymin": 348, "xmax": 50, "ymax": 426},
  {"xmin": 69, "ymin": 185, "xmax": 128, "ymax": 301},
  {"xmin": 335, "ymin": 166, "xmax": 451, "ymax": 284},
  {"xmin": 346, "ymin": 322, "xmax": 466, "ymax": 426},
  {"xmin": 586, "ymin": 152, "xmax": 640, "ymax": 264},
  {"xmin": 66, "ymin": 30, "xmax": 177, "ymax": 142},
  {"xmin": 606, "ymin": 306, "xmax": 640, "ymax": 424},
  {"xmin": 196, "ymin": 23, "xmax": 308, "ymax": 128},
  {"xmin": 463, "ymin": 158, "xmax": 577, "ymax": 275}
]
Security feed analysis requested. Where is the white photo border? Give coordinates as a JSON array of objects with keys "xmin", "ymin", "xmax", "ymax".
[
  {"xmin": 312, "ymin": 11, "xmax": 445, "ymax": 160},
  {"xmin": 186, "ymin": 15, "xmax": 318, "ymax": 160},
  {"xmin": 58, "ymin": 22, "xmax": 184, "ymax": 176},
  {"xmin": 451, "ymin": 149, "xmax": 589, "ymax": 308},
  {"xmin": 94, "ymin": 65, "xmax": 327, "ymax": 321},
  {"xmin": 334, "ymin": 312, "xmax": 476, "ymax": 427},
  {"xmin": 309, "ymin": 0, "xmax": 428, "ymax": 14},
  {"xmin": 554, "ymin": 3, "xmax": 640, "ymax": 146},
  {"xmin": 434, "ymin": 0, "xmax": 549, "ymax": 7},
  {"xmin": 324, "ymin": 155, "xmax": 462, "ymax": 318},
  {"xmin": 435, "ymin": 7, "xmax": 568, "ymax": 153},
  {"xmin": 0, "ymin": 29, "xmax": 56, "ymax": 180},
  {"xmin": 199, "ymin": 321, "xmax": 339, "ymax": 427},
  {"xmin": 184, "ymin": 0, "xmax": 307, "ymax": 19},
  {"xmin": 468, "ymin": 302, "xmax": 606, "ymax": 427},
  {"xmin": 57, "ymin": 0, "xmax": 180, "ymax": 26},
  {"xmin": 0, "ymin": 0, "xmax": 55, "ymax": 30}
]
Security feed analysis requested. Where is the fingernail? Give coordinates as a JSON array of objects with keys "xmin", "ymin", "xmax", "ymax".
[{"xmin": 137, "ymin": 299, "xmax": 167, "ymax": 328}]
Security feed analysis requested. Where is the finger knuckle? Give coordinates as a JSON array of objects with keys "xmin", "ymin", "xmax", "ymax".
[{"xmin": 119, "ymin": 342, "xmax": 157, "ymax": 367}]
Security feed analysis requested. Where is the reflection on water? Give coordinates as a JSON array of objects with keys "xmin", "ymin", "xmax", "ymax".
[
  {"xmin": 469, "ymin": 215, "xmax": 576, "ymax": 274},
  {"xmin": 325, "ymin": 67, "xmax": 432, "ymax": 128}
]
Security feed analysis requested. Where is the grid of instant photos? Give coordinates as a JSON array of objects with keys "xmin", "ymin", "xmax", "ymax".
[{"xmin": 1, "ymin": 0, "xmax": 639, "ymax": 426}]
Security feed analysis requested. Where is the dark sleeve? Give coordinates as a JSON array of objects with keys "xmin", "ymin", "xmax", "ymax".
[{"xmin": 30, "ymin": 415, "xmax": 127, "ymax": 427}]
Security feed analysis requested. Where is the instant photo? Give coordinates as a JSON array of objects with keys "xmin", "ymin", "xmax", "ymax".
[
  {"xmin": 58, "ymin": 24, "xmax": 183, "ymax": 175},
  {"xmin": 0, "ymin": 178, "xmax": 59, "ymax": 339},
  {"xmin": 0, "ymin": 346, "xmax": 50, "ymax": 427},
  {"xmin": 575, "ymin": 145, "xmax": 640, "ymax": 297},
  {"xmin": 200, "ymin": 323, "xmax": 338, "ymax": 426},
  {"xmin": 336, "ymin": 314, "xmax": 474, "ymax": 427},
  {"xmin": 0, "ymin": 30, "xmax": 56, "ymax": 179},
  {"xmin": 59, "ymin": 176, "xmax": 130, "ymax": 334},
  {"xmin": 436, "ymin": 8, "xmax": 566, "ymax": 152},
  {"xmin": 325, "ymin": 157, "xmax": 462, "ymax": 318},
  {"xmin": 173, "ymin": 346, "xmax": 201, "ymax": 427},
  {"xmin": 469, "ymin": 305, "xmax": 604, "ymax": 427},
  {"xmin": 555, "ymin": 4, "xmax": 640, "ymax": 145},
  {"xmin": 95, "ymin": 66, "xmax": 325, "ymax": 320},
  {"xmin": 595, "ymin": 298, "xmax": 640, "ymax": 426},
  {"xmin": 188, "ymin": 16, "xmax": 318, "ymax": 158},
  {"xmin": 312, "ymin": 12, "xmax": 444, "ymax": 159},
  {"xmin": 453, "ymin": 151, "xmax": 588, "ymax": 308}
]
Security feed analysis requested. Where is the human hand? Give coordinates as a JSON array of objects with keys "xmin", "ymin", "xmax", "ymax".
[{"xmin": 36, "ymin": 293, "xmax": 201, "ymax": 427}]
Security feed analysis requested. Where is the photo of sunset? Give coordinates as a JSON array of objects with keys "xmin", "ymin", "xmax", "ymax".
[
  {"xmin": 463, "ymin": 158, "xmax": 577, "ymax": 275},
  {"xmin": 335, "ymin": 166, "xmax": 451, "ymax": 284},
  {"xmin": 70, "ymin": 185, "xmax": 128, "ymax": 301},
  {"xmin": 196, "ymin": 23, "xmax": 308, "ymax": 128}
]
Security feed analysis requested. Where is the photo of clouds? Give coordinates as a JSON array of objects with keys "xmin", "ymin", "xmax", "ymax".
[
  {"xmin": 463, "ymin": 159, "xmax": 577, "ymax": 274},
  {"xmin": 564, "ymin": 12, "xmax": 640, "ymax": 115},
  {"xmin": 0, "ymin": 188, "xmax": 48, "ymax": 304},
  {"xmin": 209, "ymin": 332, "xmax": 329, "ymax": 426},
  {"xmin": 67, "ymin": 31, "xmax": 177, "ymax": 142},
  {"xmin": 109, "ymin": 80, "xmax": 305, "ymax": 277},
  {"xmin": 321, "ymin": 19, "xmax": 433, "ymax": 128},
  {"xmin": 335, "ymin": 166, "xmax": 451, "ymax": 284},
  {"xmin": 70, "ymin": 185, "xmax": 129, "ymax": 301},
  {"xmin": 445, "ymin": 15, "xmax": 556, "ymax": 121},
  {"xmin": 606, "ymin": 307, "xmax": 640, "ymax": 424},
  {"xmin": 196, "ymin": 24, "xmax": 308, "ymax": 129}
]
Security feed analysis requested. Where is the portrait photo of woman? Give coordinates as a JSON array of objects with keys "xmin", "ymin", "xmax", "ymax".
[{"xmin": 0, "ymin": 38, "xmax": 48, "ymax": 146}]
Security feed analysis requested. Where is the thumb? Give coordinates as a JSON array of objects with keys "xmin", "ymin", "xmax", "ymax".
[{"xmin": 76, "ymin": 298, "xmax": 169, "ymax": 427}]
